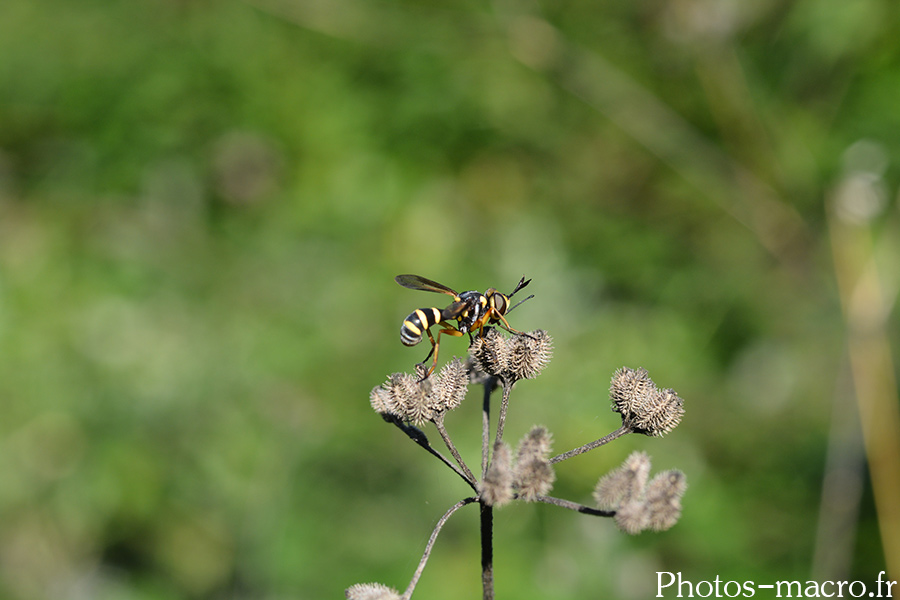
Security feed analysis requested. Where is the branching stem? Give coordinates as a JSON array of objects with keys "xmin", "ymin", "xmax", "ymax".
[
  {"xmin": 402, "ymin": 497, "xmax": 477, "ymax": 600},
  {"xmin": 387, "ymin": 416, "xmax": 478, "ymax": 492},
  {"xmin": 549, "ymin": 424, "xmax": 632, "ymax": 464},
  {"xmin": 531, "ymin": 494, "xmax": 615, "ymax": 517},
  {"xmin": 433, "ymin": 414, "xmax": 476, "ymax": 485},
  {"xmin": 494, "ymin": 383, "xmax": 513, "ymax": 445},
  {"xmin": 481, "ymin": 378, "xmax": 496, "ymax": 476},
  {"xmin": 479, "ymin": 379, "xmax": 497, "ymax": 600}
]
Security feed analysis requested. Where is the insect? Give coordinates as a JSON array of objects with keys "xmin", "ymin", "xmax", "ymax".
[{"xmin": 395, "ymin": 274, "xmax": 534, "ymax": 377}]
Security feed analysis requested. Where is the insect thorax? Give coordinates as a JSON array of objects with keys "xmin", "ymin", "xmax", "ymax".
[{"xmin": 454, "ymin": 290, "xmax": 486, "ymax": 334}]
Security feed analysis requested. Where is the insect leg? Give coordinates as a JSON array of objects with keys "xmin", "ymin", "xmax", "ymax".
[
  {"xmin": 421, "ymin": 324, "xmax": 464, "ymax": 379},
  {"xmin": 486, "ymin": 309, "xmax": 536, "ymax": 339}
]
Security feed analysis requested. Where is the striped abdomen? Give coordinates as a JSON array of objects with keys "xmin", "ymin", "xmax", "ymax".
[{"xmin": 400, "ymin": 307, "xmax": 442, "ymax": 346}]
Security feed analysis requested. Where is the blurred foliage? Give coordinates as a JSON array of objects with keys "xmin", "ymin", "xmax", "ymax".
[{"xmin": 0, "ymin": 0, "xmax": 898, "ymax": 598}]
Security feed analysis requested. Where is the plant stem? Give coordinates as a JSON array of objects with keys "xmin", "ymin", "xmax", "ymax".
[
  {"xmin": 494, "ymin": 383, "xmax": 513, "ymax": 446},
  {"xmin": 481, "ymin": 379, "xmax": 495, "ymax": 477},
  {"xmin": 433, "ymin": 415, "xmax": 476, "ymax": 485},
  {"xmin": 388, "ymin": 416, "xmax": 478, "ymax": 492},
  {"xmin": 479, "ymin": 380, "xmax": 497, "ymax": 600},
  {"xmin": 549, "ymin": 424, "xmax": 632, "ymax": 464},
  {"xmin": 480, "ymin": 500, "xmax": 494, "ymax": 600},
  {"xmin": 532, "ymin": 494, "xmax": 615, "ymax": 517},
  {"xmin": 402, "ymin": 497, "xmax": 477, "ymax": 600}
]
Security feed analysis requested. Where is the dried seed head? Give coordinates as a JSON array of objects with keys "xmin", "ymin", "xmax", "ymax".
[
  {"xmin": 595, "ymin": 453, "xmax": 687, "ymax": 535},
  {"xmin": 414, "ymin": 363, "xmax": 431, "ymax": 390},
  {"xmin": 610, "ymin": 367, "xmax": 655, "ymax": 416},
  {"xmin": 345, "ymin": 582, "xmax": 401, "ymax": 600},
  {"xmin": 641, "ymin": 388, "xmax": 685, "ymax": 437},
  {"xmin": 467, "ymin": 354, "xmax": 499, "ymax": 389},
  {"xmin": 469, "ymin": 329, "xmax": 552, "ymax": 384},
  {"xmin": 480, "ymin": 442, "xmax": 514, "ymax": 507},
  {"xmin": 610, "ymin": 367, "xmax": 684, "ymax": 437},
  {"xmin": 431, "ymin": 357, "xmax": 469, "ymax": 413},
  {"xmin": 516, "ymin": 426, "xmax": 553, "ymax": 461},
  {"xmin": 391, "ymin": 372, "xmax": 432, "ymax": 425},
  {"xmin": 368, "ymin": 373, "xmax": 414, "ymax": 419},
  {"xmin": 593, "ymin": 450, "xmax": 651, "ymax": 510},
  {"xmin": 369, "ymin": 384, "xmax": 394, "ymax": 415},
  {"xmin": 513, "ymin": 426, "xmax": 555, "ymax": 501},
  {"xmin": 507, "ymin": 330, "xmax": 553, "ymax": 381},
  {"xmin": 514, "ymin": 458, "xmax": 556, "ymax": 501},
  {"xmin": 643, "ymin": 470, "xmax": 687, "ymax": 532},
  {"xmin": 369, "ymin": 361, "xmax": 470, "ymax": 425},
  {"xmin": 614, "ymin": 500, "xmax": 650, "ymax": 535},
  {"xmin": 469, "ymin": 328, "xmax": 509, "ymax": 378}
]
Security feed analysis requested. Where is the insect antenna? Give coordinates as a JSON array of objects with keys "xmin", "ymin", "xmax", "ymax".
[
  {"xmin": 509, "ymin": 276, "xmax": 532, "ymax": 298},
  {"xmin": 506, "ymin": 294, "xmax": 534, "ymax": 315}
]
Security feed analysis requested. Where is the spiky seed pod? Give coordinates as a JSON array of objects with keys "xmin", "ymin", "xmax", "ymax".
[
  {"xmin": 594, "ymin": 453, "xmax": 686, "ymax": 534},
  {"xmin": 513, "ymin": 426, "xmax": 556, "ymax": 501},
  {"xmin": 371, "ymin": 362, "xmax": 471, "ymax": 425},
  {"xmin": 481, "ymin": 442, "xmax": 514, "ymax": 507},
  {"xmin": 601, "ymin": 451, "xmax": 653, "ymax": 535},
  {"xmin": 610, "ymin": 367, "xmax": 655, "ymax": 417},
  {"xmin": 431, "ymin": 357, "xmax": 469, "ymax": 414},
  {"xmin": 345, "ymin": 582, "xmax": 401, "ymax": 600},
  {"xmin": 388, "ymin": 372, "xmax": 432, "ymax": 425},
  {"xmin": 469, "ymin": 329, "xmax": 553, "ymax": 385},
  {"xmin": 643, "ymin": 470, "xmax": 687, "ymax": 532},
  {"xmin": 610, "ymin": 367, "xmax": 684, "ymax": 437},
  {"xmin": 514, "ymin": 458, "xmax": 556, "ymax": 501},
  {"xmin": 467, "ymin": 354, "xmax": 499, "ymax": 389},
  {"xmin": 414, "ymin": 363, "xmax": 432, "ymax": 394},
  {"xmin": 505, "ymin": 330, "xmax": 553, "ymax": 381},
  {"xmin": 517, "ymin": 426, "xmax": 553, "ymax": 459},
  {"xmin": 369, "ymin": 384, "xmax": 394, "ymax": 416},
  {"xmin": 469, "ymin": 328, "xmax": 509, "ymax": 378},
  {"xmin": 593, "ymin": 451, "xmax": 651, "ymax": 510},
  {"xmin": 370, "ymin": 373, "xmax": 411, "ymax": 418},
  {"xmin": 640, "ymin": 388, "xmax": 685, "ymax": 437},
  {"xmin": 614, "ymin": 500, "xmax": 650, "ymax": 535}
]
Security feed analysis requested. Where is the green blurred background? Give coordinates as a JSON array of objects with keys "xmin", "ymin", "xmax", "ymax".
[{"xmin": 1, "ymin": 0, "xmax": 898, "ymax": 598}]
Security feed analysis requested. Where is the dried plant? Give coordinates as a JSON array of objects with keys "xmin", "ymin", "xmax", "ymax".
[
  {"xmin": 349, "ymin": 328, "xmax": 687, "ymax": 600},
  {"xmin": 345, "ymin": 583, "xmax": 402, "ymax": 600}
]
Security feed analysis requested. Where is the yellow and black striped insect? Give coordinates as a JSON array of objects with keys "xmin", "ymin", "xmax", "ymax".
[{"xmin": 395, "ymin": 274, "xmax": 533, "ymax": 377}]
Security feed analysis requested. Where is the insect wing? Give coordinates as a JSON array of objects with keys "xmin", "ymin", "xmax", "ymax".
[
  {"xmin": 441, "ymin": 300, "xmax": 468, "ymax": 321},
  {"xmin": 395, "ymin": 274, "xmax": 458, "ymax": 297}
]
